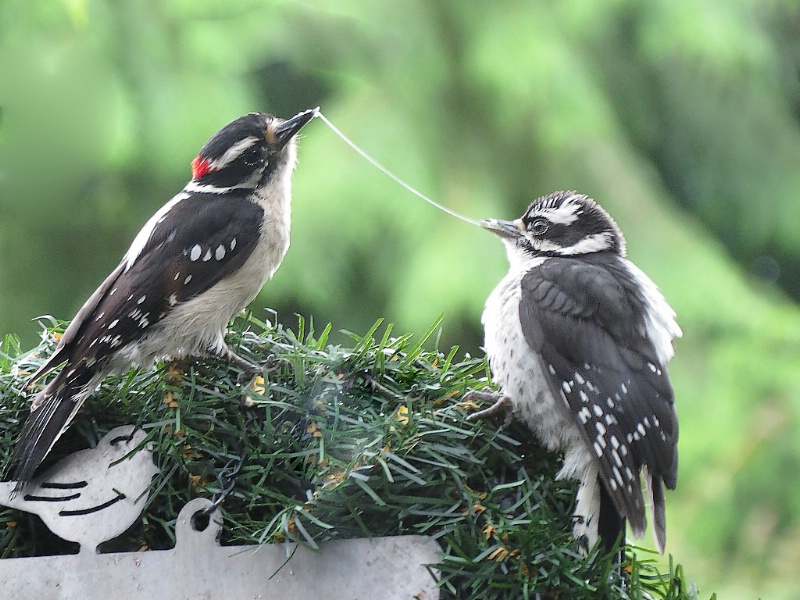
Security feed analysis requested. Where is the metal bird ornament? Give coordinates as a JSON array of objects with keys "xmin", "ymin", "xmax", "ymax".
[{"xmin": 0, "ymin": 426, "xmax": 158, "ymax": 554}]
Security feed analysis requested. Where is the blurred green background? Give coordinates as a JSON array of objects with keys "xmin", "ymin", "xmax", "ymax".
[{"xmin": 2, "ymin": 0, "xmax": 800, "ymax": 597}]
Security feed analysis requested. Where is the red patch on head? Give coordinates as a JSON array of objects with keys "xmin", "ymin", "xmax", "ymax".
[{"xmin": 191, "ymin": 155, "xmax": 215, "ymax": 180}]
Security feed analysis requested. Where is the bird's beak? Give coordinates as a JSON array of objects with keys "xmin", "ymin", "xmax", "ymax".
[
  {"xmin": 273, "ymin": 107, "xmax": 319, "ymax": 150},
  {"xmin": 481, "ymin": 218, "xmax": 523, "ymax": 239}
]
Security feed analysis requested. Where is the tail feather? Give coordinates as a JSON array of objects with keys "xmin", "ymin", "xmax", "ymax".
[
  {"xmin": 598, "ymin": 481, "xmax": 626, "ymax": 561},
  {"xmin": 574, "ymin": 470, "xmax": 627, "ymax": 561},
  {"xmin": 12, "ymin": 369, "xmax": 96, "ymax": 488},
  {"xmin": 650, "ymin": 476, "xmax": 667, "ymax": 553}
]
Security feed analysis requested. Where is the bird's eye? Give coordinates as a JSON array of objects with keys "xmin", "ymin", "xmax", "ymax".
[
  {"xmin": 530, "ymin": 218, "xmax": 549, "ymax": 235},
  {"xmin": 242, "ymin": 146, "xmax": 263, "ymax": 167}
]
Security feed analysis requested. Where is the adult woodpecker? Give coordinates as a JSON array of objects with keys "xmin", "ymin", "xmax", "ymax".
[
  {"xmin": 468, "ymin": 190, "xmax": 681, "ymax": 555},
  {"xmin": 11, "ymin": 108, "xmax": 316, "ymax": 487}
]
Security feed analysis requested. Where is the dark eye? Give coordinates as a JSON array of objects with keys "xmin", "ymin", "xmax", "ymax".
[
  {"xmin": 530, "ymin": 218, "xmax": 549, "ymax": 235},
  {"xmin": 242, "ymin": 146, "xmax": 263, "ymax": 167}
]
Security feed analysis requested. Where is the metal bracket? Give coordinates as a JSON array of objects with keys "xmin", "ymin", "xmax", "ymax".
[{"xmin": 0, "ymin": 498, "xmax": 441, "ymax": 599}]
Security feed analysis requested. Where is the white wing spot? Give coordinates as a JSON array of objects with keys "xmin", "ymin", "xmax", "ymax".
[
  {"xmin": 578, "ymin": 407, "xmax": 591, "ymax": 424},
  {"xmin": 95, "ymin": 311, "xmax": 105, "ymax": 322},
  {"xmin": 230, "ymin": 237, "xmax": 237, "ymax": 251},
  {"xmin": 593, "ymin": 442, "xmax": 603, "ymax": 457},
  {"xmin": 613, "ymin": 466, "xmax": 624, "ymax": 484},
  {"xmin": 574, "ymin": 372, "xmax": 585, "ymax": 385},
  {"xmin": 190, "ymin": 245, "xmax": 202, "ymax": 261},
  {"xmin": 184, "ymin": 275, "xmax": 193, "ymax": 285},
  {"xmin": 547, "ymin": 364, "xmax": 556, "ymax": 376},
  {"xmin": 579, "ymin": 390, "xmax": 589, "ymax": 403},
  {"xmin": 592, "ymin": 405, "xmax": 603, "ymax": 417},
  {"xmin": 215, "ymin": 245, "xmax": 226, "ymax": 260},
  {"xmin": 108, "ymin": 319, "xmax": 119, "ymax": 329},
  {"xmin": 595, "ymin": 422, "xmax": 606, "ymax": 436},
  {"xmin": 637, "ymin": 423, "xmax": 646, "ymax": 436},
  {"xmin": 620, "ymin": 382, "xmax": 628, "ymax": 394},
  {"xmin": 174, "ymin": 272, "xmax": 181, "ymax": 281},
  {"xmin": 138, "ymin": 295, "xmax": 146, "ymax": 304},
  {"xmin": 202, "ymin": 248, "xmax": 212, "ymax": 261},
  {"xmin": 168, "ymin": 293, "xmax": 178, "ymax": 306}
]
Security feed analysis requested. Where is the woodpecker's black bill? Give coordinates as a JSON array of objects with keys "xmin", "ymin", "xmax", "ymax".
[
  {"xmin": 482, "ymin": 218, "xmax": 521, "ymax": 239},
  {"xmin": 273, "ymin": 108, "xmax": 318, "ymax": 149}
]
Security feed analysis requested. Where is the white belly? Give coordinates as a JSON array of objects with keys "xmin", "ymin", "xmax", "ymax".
[{"xmin": 482, "ymin": 268, "xmax": 592, "ymax": 481}]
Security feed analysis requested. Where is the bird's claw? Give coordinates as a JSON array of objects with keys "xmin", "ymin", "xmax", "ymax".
[{"xmin": 463, "ymin": 391, "xmax": 514, "ymax": 428}]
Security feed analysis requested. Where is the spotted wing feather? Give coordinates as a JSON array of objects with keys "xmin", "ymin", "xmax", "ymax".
[
  {"xmin": 518, "ymin": 256, "xmax": 678, "ymax": 537},
  {"xmin": 25, "ymin": 262, "xmax": 127, "ymax": 387},
  {"xmin": 44, "ymin": 193, "xmax": 264, "ymax": 368}
]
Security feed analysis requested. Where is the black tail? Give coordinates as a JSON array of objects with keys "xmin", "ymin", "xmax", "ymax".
[
  {"xmin": 11, "ymin": 368, "xmax": 95, "ymax": 488},
  {"xmin": 598, "ymin": 482, "xmax": 626, "ymax": 562}
]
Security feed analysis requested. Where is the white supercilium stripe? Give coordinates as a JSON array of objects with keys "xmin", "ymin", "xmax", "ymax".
[
  {"xmin": 539, "ymin": 200, "xmax": 581, "ymax": 225},
  {"xmin": 208, "ymin": 136, "xmax": 258, "ymax": 171}
]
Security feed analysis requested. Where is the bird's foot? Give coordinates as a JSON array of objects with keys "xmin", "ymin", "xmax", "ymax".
[
  {"xmin": 219, "ymin": 346, "xmax": 263, "ymax": 384},
  {"xmin": 463, "ymin": 390, "xmax": 514, "ymax": 427},
  {"xmin": 263, "ymin": 353, "xmax": 291, "ymax": 374}
]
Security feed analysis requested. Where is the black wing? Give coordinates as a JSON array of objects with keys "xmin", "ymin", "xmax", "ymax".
[
  {"xmin": 518, "ymin": 256, "xmax": 678, "ymax": 534},
  {"xmin": 38, "ymin": 192, "xmax": 264, "ymax": 369}
]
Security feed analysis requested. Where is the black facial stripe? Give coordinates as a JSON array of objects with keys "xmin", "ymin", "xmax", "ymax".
[
  {"xmin": 544, "ymin": 222, "xmax": 586, "ymax": 247},
  {"xmin": 199, "ymin": 113, "xmax": 268, "ymax": 161},
  {"xmin": 204, "ymin": 157, "xmax": 269, "ymax": 188}
]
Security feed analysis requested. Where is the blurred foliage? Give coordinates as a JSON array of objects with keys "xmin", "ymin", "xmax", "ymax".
[
  {"xmin": 0, "ymin": 316, "xmax": 710, "ymax": 599},
  {"xmin": 1, "ymin": 0, "xmax": 799, "ymax": 598}
]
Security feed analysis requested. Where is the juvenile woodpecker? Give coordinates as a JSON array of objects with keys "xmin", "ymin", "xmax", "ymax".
[
  {"xmin": 12, "ymin": 108, "xmax": 316, "ymax": 486},
  {"xmin": 469, "ymin": 190, "xmax": 681, "ymax": 554}
]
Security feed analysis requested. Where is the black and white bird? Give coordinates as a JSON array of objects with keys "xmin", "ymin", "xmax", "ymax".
[
  {"xmin": 469, "ymin": 190, "xmax": 681, "ymax": 555},
  {"xmin": 11, "ymin": 108, "xmax": 316, "ymax": 487}
]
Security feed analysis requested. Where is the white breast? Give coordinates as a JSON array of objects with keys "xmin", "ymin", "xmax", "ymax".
[{"xmin": 482, "ymin": 259, "xmax": 593, "ymax": 482}]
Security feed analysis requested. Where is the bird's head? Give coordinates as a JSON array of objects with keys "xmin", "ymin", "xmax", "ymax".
[
  {"xmin": 483, "ymin": 191, "xmax": 626, "ymax": 265},
  {"xmin": 189, "ymin": 108, "xmax": 317, "ymax": 192}
]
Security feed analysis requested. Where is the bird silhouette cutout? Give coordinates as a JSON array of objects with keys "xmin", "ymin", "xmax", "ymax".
[{"xmin": 0, "ymin": 426, "xmax": 158, "ymax": 553}]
